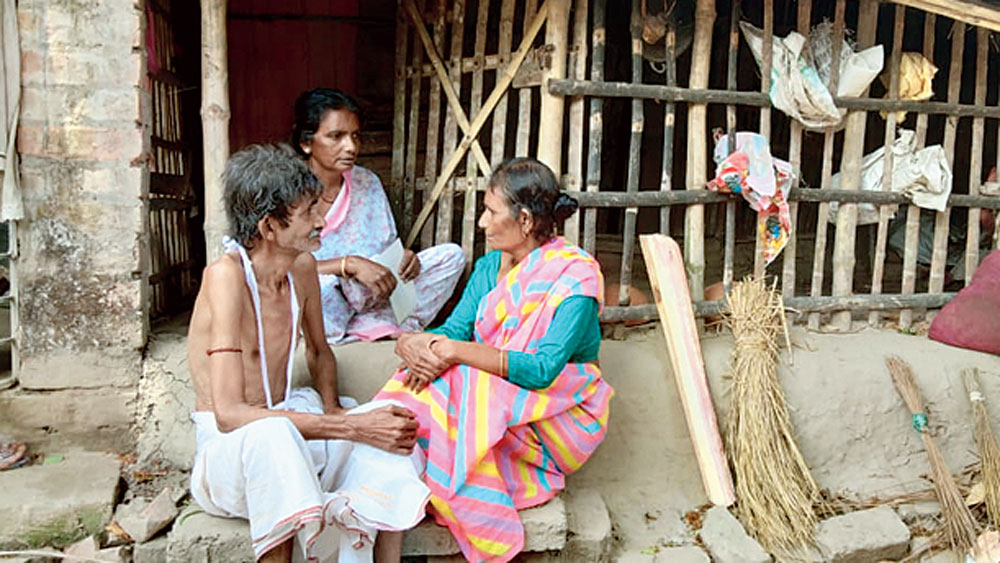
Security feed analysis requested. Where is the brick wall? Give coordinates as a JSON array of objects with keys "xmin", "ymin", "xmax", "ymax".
[{"xmin": 4, "ymin": 0, "xmax": 149, "ymax": 447}]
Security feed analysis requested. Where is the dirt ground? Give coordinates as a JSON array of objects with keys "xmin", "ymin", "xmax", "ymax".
[{"xmin": 569, "ymin": 325, "xmax": 1000, "ymax": 557}]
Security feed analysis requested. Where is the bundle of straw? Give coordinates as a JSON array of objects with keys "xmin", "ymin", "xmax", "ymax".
[
  {"xmin": 725, "ymin": 277, "xmax": 820, "ymax": 555},
  {"xmin": 964, "ymin": 368, "xmax": 1000, "ymax": 528},
  {"xmin": 885, "ymin": 356, "xmax": 978, "ymax": 553}
]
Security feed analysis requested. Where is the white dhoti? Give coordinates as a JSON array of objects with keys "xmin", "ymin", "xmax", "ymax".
[{"xmin": 190, "ymin": 389, "xmax": 430, "ymax": 562}]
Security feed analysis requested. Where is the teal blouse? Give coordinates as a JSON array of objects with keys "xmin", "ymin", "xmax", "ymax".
[{"xmin": 429, "ymin": 250, "xmax": 601, "ymax": 389}]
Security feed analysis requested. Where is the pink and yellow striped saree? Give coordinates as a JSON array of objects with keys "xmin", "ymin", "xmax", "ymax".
[{"xmin": 375, "ymin": 237, "xmax": 614, "ymax": 562}]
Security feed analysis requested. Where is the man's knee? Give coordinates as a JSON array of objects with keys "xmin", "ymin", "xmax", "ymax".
[
  {"xmin": 241, "ymin": 417, "xmax": 306, "ymax": 456},
  {"xmin": 433, "ymin": 243, "xmax": 466, "ymax": 273}
]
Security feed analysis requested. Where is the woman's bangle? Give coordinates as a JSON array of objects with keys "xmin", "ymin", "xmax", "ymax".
[
  {"xmin": 340, "ymin": 256, "xmax": 348, "ymax": 277},
  {"xmin": 499, "ymin": 348, "xmax": 505, "ymax": 379}
]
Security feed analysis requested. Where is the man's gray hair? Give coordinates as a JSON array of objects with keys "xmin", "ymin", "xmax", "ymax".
[{"xmin": 223, "ymin": 144, "xmax": 322, "ymax": 248}]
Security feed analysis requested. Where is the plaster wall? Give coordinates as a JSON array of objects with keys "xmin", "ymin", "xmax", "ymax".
[{"xmin": 5, "ymin": 0, "xmax": 149, "ymax": 443}]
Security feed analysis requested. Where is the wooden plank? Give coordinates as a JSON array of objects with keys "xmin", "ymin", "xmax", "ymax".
[
  {"xmin": 601, "ymin": 291, "xmax": 959, "ymax": 323},
  {"xmin": 753, "ymin": 0, "xmax": 773, "ymax": 277},
  {"xmin": 436, "ymin": 0, "xmax": 466, "ymax": 245},
  {"xmin": 639, "ymin": 234, "xmax": 735, "ymax": 507},
  {"xmin": 659, "ymin": 12, "xmax": 677, "ymax": 239},
  {"xmin": 901, "ymin": 13, "xmax": 936, "ymax": 329},
  {"xmin": 562, "ymin": 0, "xmax": 588, "ymax": 244},
  {"xmin": 391, "ymin": 0, "xmax": 409, "ymax": 225},
  {"xmin": 583, "ymin": 0, "xmax": 606, "ymax": 256},
  {"xmin": 783, "ymin": 0, "xmax": 811, "ymax": 298},
  {"xmin": 537, "ymin": 0, "xmax": 571, "ymax": 173},
  {"xmin": 618, "ymin": 0, "xmax": 643, "ymax": 306},
  {"xmin": 964, "ymin": 27, "xmax": 988, "ymax": 283},
  {"xmin": 928, "ymin": 21, "xmax": 965, "ymax": 318},
  {"xmin": 889, "ymin": 0, "xmax": 1000, "ymax": 33},
  {"xmin": 405, "ymin": 2, "xmax": 551, "ymax": 247},
  {"xmin": 869, "ymin": 4, "xmax": 905, "ymax": 326},
  {"xmin": 683, "ymin": 0, "xmax": 715, "ymax": 302},
  {"xmin": 200, "ymin": 0, "xmax": 230, "ymax": 262},
  {"xmin": 830, "ymin": 0, "xmax": 879, "ymax": 331},
  {"xmin": 516, "ymin": 0, "xmax": 538, "ymax": 157},
  {"xmin": 809, "ymin": 0, "xmax": 846, "ymax": 331},
  {"xmin": 404, "ymin": 0, "xmax": 424, "ymax": 237}
]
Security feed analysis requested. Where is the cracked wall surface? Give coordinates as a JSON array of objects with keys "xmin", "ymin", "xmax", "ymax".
[{"xmin": 6, "ymin": 0, "xmax": 149, "ymax": 448}]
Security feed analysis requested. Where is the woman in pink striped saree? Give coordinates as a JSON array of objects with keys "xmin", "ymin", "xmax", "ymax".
[{"xmin": 375, "ymin": 158, "xmax": 614, "ymax": 562}]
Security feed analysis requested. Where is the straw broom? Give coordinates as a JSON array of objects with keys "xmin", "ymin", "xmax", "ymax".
[
  {"xmin": 725, "ymin": 277, "xmax": 820, "ymax": 555},
  {"xmin": 964, "ymin": 368, "xmax": 1000, "ymax": 528},
  {"xmin": 885, "ymin": 356, "xmax": 978, "ymax": 553}
]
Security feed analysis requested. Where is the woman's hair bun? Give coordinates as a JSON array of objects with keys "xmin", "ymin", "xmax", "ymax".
[{"xmin": 552, "ymin": 193, "xmax": 579, "ymax": 222}]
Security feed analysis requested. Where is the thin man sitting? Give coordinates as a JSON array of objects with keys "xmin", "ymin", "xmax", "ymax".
[{"xmin": 186, "ymin": 144, "xmax": 429, "ymax": 562}]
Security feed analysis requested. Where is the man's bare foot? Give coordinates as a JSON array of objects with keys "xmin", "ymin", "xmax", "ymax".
[
  {"xmin": 259, "ymin": 538, "xmax": 292, "ymax": 563},
  {"xmin": 374, "ymin": 530, "xmax": 403, "ymax": 563}
]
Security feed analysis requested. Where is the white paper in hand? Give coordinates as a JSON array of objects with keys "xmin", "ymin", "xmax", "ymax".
[{"xmin": 370, "ymin": 238, "xmax": 417, "ymax": 325}]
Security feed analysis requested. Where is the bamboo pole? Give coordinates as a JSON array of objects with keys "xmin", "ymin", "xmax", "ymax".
[
  {"xmin": 391, "ymin": 1, "xmax": 409, "ymax": 225},
  {"xmin": 490, "ymin": 0, "xmax": 515, "ymax": 168},
  {"xmin": 928, "ymin": 22, "xmax": 965, "ymax": 319},
  {"xmin": 420, "ymin": 0, "xmax": 448, "ymax": 248},
  {"xmin": 722, "ymin": 0, "xmax": 740, "ymax": 294},
  {"xmin": 516, "ymin": 0, "xmax": 538, "ymax": 157},
  {"xmin": 964, "ymin": 28, "xmax": 987, "ymax": 283},
  {"xmin": 753, "ymin": 0, "xmax": 773, "ymax": 278},
  {"xmin": 830, "ymin": 0, "xmax": 879, "ymax": 331},
  {"xmin": 537, "ymin": 0, "xmax": 570, "ymax": 174},
  {"xmin": 436, "ymin": 0, "xmax": 466, "ymax": 245},
  {"xmin": 404, "ymin": 0, "xmax": 424, "ymax": 238},
  {"xmin": 200, "ymin": 0, "xmax": 230, "ymax": 263},
  {"xmin": 809, "ymin": 0, "xmax": 846, "ymax": 331},
  {"xmin": 618, "ymin": 0, "xmax": 644, "ymax": 306},
  {"xmin": 659, "ymin": 15, "xmax": 676, "ymax": 239},
  {"xmin": 563, "ymin": 0, "xmax": 588, "ymax": 244},
  {"xmin": 683, "ymin": 0, "xmax": 715, "ymax": 302},
  {"xmin": 405, "ymin": 2, "xmax": 551, "ymax": 247},
  {"xmin": 583, "ymin": 0, "xmax": 605, "ymax": 256},
  {"xmin": 461, "ymin": 0, "xmax": 490, "ymax": 265},
  {"xmin": 901, "ymin": 13, "xmax": 935, "ymax": 329},
  {"xmin": 869, "ymin": 5, "xmax": 904, "ymax": 326},
  {"xmin": 783, "ymin": 0, "xmax": 811, "ymax": 298}
]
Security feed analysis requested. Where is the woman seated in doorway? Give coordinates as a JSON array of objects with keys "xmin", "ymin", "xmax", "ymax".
[
  {"xmin": 292, "ymin": 88, "xmax": 465, "ymax": 344},
  {"xmin": 375, "ymin": 157, "xmax": 615, "ymax": 562}
]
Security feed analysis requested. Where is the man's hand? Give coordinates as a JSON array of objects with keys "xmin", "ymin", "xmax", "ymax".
[
  {"xmin": 396, "ymin": 332, "xmax": 450, "ymax": 391},
  {"xmin": 348, "ymin": 256, "xmax": 397, "ymax": 302},
  {"xmin": 350, "ymin": 405, "xmax": 419, "ymax": 454},
  {"xmin": 398, "ymin": 249, "xmax": 421, "ymax": 282}
]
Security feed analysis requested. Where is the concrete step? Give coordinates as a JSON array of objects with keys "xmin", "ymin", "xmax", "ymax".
[{"xmin": 166, "ymin": 495, "xmax": 571, "ymax": 562}]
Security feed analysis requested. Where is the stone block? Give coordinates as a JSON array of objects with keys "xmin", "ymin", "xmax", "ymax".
[
  {"xmin": 137, "ymin": 331, "xmax": 196, "ymax": 469},
  {"xmin": 133, "ymin": 536, "xmax": 168, "ymax": 563},
  {"xmin": 21, "ymin": 85, "xmax": 138, "ymax": 125},
  {"xmin": 699, "ymin": 506, "xmax": 771, "ymax": 563},
  {"xmin": 616, "ymin": 545, "xmax": 710, "ymax": 563},
  {"xmin": 114, "ymin": 488, "xmax": 179, "ymax": 543},
  {"xmin": 43, "ymin": 2, "xmax": 141, "ymax": 51},
  {"xmin": 165, "ymin": 507, "xmax": 253, "ymax": 563},
  {"xmin": 0, "ymin": 451, "xmax": 121, "ymax": 549},
  {"xmin": 63, "ymin": 535, "xmax": 99, "ymax": 559},
  {"xmin": 96, "ymin": 545, "xmax": 131, "ymax": 563},
  {"xmin": 812, "ymin": 506, "xmax": 910, "ymax": 562},
  {"xmin": 0, "ymin": 388, "xmax": 135, "ymax": 452},
  {"xmin": 19, "ymin": 349, "xmax": 141, "ymax": 389},
  {"xmin": 896, "ymin": 501, "xmax": 941, "ymax": 524},
  {"xmin": 562, "ymin": 489, "xmax": 612, "ymax": 562}
]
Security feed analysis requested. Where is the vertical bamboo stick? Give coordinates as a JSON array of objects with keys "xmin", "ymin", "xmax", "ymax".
[
  {"xmin": 437, "ymin": 0, "xmax": 466, "ymax": 245},
  {"xmin": 869, "ymin": 5, "xmax": 904, "ymax": 326},
  {"xmin": 392, "ymin": 1, "xmax": 409, "ymax": 225},
  {"xmin": 200, "ymin": 0, "xmax": 230, "ymax": 263},
  {"xmin": 830, "ymin": 0, "xmax": 878, "ymax": 331},
  {"xmin": 901, "ymin": 13, "xmax": 935, "ymax": 329},
  {"xmin": 928, "ymin": 22, "xmax": 965, "ymax": 317},
  {"xmin": 583, "ymin": 0, "xmax": 605, "ymax": 256},
  {"xmin": 618, "ymin": 0, "xmax": 644, "ymax": 306},
  {"xmin": 491, "ymin": 0, "xmax": 515, "ymax": 168},
  {"xmin": 404, "ymin": 0, "xmax": 424, "ymax": 238},
  {"xmin": 516, "ymin": 0, "xmax": 538, "ymax": 157},
  {"xmin": 965, "ymin": 28, "xmax": 987, "ymax": 283},
  {"xmin": 684, "ymin": 0, "xmax": 715, "ymax": 302},
  {"xmin": 660, "ymin": 16, "xmax": 676, "ymax": 238},
  {"xmin": 753, "ymin": 0, "xmax": 774, "ymax": 278},
  {"xmin": 722, "ymin": 0, "xmax": 740, "ymax": 294},
  {"xmin": 783, "ymin": 1, "xmax": 811, "ymax": 298},
  {"xmin": 422, "ymin": 0, "xmax": 448, "ymax": 248},
  {"xmin": 538, "ymin": 0, "xmax": 570, "ymax": 174},
  {"xmin": 563, "ymin": 0, "xmax": 588, "ymax": 244},
  {"xmin": 807, "ymin": 0, "xmax": 845, "ymax": 330},
  {"xmin": 460, "ymin": 0, "xmax": 490, "ymax": 264}
]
